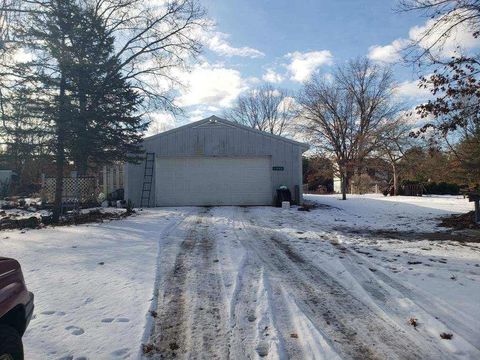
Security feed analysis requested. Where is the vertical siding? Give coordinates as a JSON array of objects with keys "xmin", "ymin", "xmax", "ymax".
[{"xmin": 126, "ymin": 121, "xmax": 306, "ymax": 207}]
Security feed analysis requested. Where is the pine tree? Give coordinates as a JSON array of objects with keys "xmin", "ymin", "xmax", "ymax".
[{"xmin": 66, "ymin": 4, "xmax": 146, "ymax": 174}]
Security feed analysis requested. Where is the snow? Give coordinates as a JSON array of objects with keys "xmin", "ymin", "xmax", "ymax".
[
  {"xmin": 0, "ymin": 209, "xmax": 193, "ymax": 359},
  {"xmin": 303, "ymin": 193, "xmax": 474, "ymax": 232},
  {"xmin": 0, "ymin": 194, "xmax": 479, "ymax": 359}
]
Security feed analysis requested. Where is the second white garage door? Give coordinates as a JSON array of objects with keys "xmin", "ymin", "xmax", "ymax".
[{"xmin": 155, "ymin": 156, "xmax": 273, "ymax": 206}]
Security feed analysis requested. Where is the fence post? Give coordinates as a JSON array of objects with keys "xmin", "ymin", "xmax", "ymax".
[{"xmin": 475, "ymin": 200, "xmax": 480, "ymax": 224}]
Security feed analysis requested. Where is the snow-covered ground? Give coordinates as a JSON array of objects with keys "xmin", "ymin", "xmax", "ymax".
[
  {"xmin": 0, "ymin": 194, "xmax": 479, "ymax": 359},
  {"xmin": 0, "ymin": 208, "xmax": 194, "ymax": 359},
  {"xmin": 304, "ymin": 193, "xmax": 474, "ymax": 232}
]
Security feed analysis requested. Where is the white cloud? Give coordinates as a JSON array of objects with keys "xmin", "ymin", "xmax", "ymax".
[
  {"xmin": 205, "ymin": 31, "xmax": 264, "ymax": 58},
  {"xmin": 12, "ymin": 48, "xmax": 34, "ymax": 63},
  {"xmin": 262, "ymin": 68, "xmax": 284, "ymax": 83},
  {"xmin": 145, "ymin": 112, "xmax": 176, "ymax": 136},
  {"xmin": 285, "ymin": 50, "xmax": 333, "ymax": 82},
  {"xmin": 409, "ymin": 15, "xmax": 480, "ymax": 57},
  {"xmin": 368, "ymin": 12, "xmax": 480, "ymax": 63},
  {"xmin": 394, "ymin": 79, "xmax": 430, "ymax": 100},
  {"xmin": 175, "ymin": 62, "xmax": 249, "ymax": 108},
  {"xmin": 368, "ymin": 39, "xmax": 408, "ymax": 63}
]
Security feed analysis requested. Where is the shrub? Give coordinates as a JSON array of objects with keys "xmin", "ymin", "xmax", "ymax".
[{"xmin": 424, "ymin": 182, "xmax": 460, "ymax": 195}]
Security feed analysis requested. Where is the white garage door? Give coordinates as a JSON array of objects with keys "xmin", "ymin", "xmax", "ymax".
[{"xmin": 155, "ymin": 156, "xmax": 272, "ymax": 206}]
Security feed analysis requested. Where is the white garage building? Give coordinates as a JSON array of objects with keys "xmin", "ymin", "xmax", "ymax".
[{"xmin": 124, "ymin": 116, "xmax": 308, "ymax": 207}]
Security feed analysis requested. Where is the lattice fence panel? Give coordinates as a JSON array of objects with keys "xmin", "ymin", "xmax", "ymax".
[{"xmin": 42, "ymin": 176, "xmax": 98, "ymax": 204}]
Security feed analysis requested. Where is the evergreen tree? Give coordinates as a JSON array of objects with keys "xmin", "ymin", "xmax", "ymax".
[
  {"xmin": 66, "ymin": 4, "xmax": 146, "ymax": 174},
  {"xmin": 2, "ymin": 0, "xmax": 205, "ymax": 221}
]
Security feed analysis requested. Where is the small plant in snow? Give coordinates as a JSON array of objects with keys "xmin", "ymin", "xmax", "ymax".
[
  {"xmin": 440, "ymin": 332, "xmax": 453, "ymax": 340},
  {"xmin": 409, "ymin": 317, "xmax": 418, "ymax": 329}
]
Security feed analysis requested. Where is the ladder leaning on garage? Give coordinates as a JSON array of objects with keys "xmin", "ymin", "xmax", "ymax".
[{"xmin": 140, "ymin": 153, "xmax": 155, "ymax": 207}]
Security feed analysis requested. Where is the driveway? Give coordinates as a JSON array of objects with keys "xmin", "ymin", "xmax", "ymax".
[{"xmin": 145, "ymin": 206, "xmax": 480, "ymax": 359}]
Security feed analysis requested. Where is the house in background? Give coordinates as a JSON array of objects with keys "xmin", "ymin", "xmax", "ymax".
[
  {"xmin": 333, "ymin": 176, "xmax": 342, "ymax": 193},
  {"xmin": 98, "ymin": 163, "xmax": 124, "ymax": 197},
  {"xmin": 125, "ymin": 116, "xmax": 309, "ymax": 207}
]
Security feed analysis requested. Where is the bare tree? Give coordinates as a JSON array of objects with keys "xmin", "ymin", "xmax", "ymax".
[
  {"xmin": 397, "ymin": 0, "xmax": 480, "ymax": 64},
  {"xmin": 377, "ymin": 116, "xmax": 414, "ymax": 195},
  {"xmin": 92, "ymin": 0, "xmax": 207, "ymax": 112},
  {"xmin": 297, "ymin": 58, "xmax": 399, "ymax": 200},
  {"xmin": 227, "ymin": 84, "xmax": 296, "ymax": 136}
]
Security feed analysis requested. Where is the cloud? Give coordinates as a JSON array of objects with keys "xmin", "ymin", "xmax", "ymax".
[
  {"xmin": 368, "ymin": 39, "xmax": 408, "ymax": 63},
  {"xmin": 175, "ymin": 62, "xmax": 249, "ymax": 108},
  {"xmin": 262, "ymin": 68, "xmax": 284, "ymax": 83},
  {"xmin": 145, "ymin": 112, "xmax": 176, "ymax": 136},
  {"xmin": 285, "ymin": 50, "xmax": 333, "ymax": 82},
  {"xmin": 11, "ymin": 48, "xmax": 34, "ymax": 63},
  {"xmin": 394, "ymin": 79, "xmax": 431, "ymax": 100},
  {"xmin": 409, "ymin": 15, "xmax": 480, "ymax": 57},
  {"xmin": 368, "ymin": 12, "xmax": 480, "ymax": 62},
  {"xmin": 204, "ymin": 31, "xmax": 264, "ymax": 58}
]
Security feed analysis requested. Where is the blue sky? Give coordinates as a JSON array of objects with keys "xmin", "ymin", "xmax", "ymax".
[
  {"xmin": 147, "ymin": 0, "xmax": 479, "ymax": 133},
  {"xmin": 203, "ymin": 0, "xmax": 420, "ymax": 65}
]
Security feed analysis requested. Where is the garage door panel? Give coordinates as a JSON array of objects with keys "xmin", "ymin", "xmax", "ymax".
[{"xmin": 155, "ymin": 156, "xmax": 272, "ymax": 206}]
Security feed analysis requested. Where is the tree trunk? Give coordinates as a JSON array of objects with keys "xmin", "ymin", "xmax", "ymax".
[
  {"xmin": 341, "ymin": 168, "xmax": 347, "ymax": 200},
  {"xmin": 52, "ymin": 69, "xmax": 67, "ymax": 223},
  {"xmin": 76, "ymin": 78, "xmax": 89, "ymax": 175},
  {"xmin": 392, "ymin": 163, "xmax": 398, "ymax": 196}
]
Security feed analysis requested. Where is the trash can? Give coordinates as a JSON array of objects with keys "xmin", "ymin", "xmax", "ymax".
[{"xmin": 276, "ymin": 186, "xmax": 292, "ymax": 207}]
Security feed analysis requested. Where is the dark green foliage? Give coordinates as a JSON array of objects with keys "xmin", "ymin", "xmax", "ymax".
[
  {"xmin": 65, "ymin": 5, "xmax": 147, "ymax": 172},
  {"xmin": 126, "ymin": 199, "xmax": 134, "ymax": 215},
  {"xmin": 0, "ymin": 85, "xmax": 51, "ymax": 189},
  {"xmin": 424, "ymin": 182, "xmax": 460, "ymax": 195},
  {"xmin": 400, "ymin": 180, "xmax": 460, "ymax": 195}
]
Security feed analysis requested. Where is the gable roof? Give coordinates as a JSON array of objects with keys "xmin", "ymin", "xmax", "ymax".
[{"xmin": 144, "ymin": 115, "xmax": 309, "ymax": 151}]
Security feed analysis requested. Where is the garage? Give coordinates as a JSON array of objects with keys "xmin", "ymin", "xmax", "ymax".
[
  {"xmin": 124, "ymin": 116, "xmax": 308, "ymax": 207},
  {"xmin": 155, "ymin": 156, "xmax": 272, "ymax": 206}
]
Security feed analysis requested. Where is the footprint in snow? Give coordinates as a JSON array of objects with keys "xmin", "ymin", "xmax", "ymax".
[
  {"xmin": 111, "ymin": 348, "xmax": 130, "ymax": 358},
  {"xmin": 256, "ymin": 341, "xmax": 269, "ymax": 357},
  {"xmin": 65, "ymin": 325, "xmax": 84, "ymax": 335},
  {"xmin": 41, "ymin": 310, "xmax": 65, "ymax": 316},
  {"xmin": 101, "ymin": 317, "xmax": 130, "ymax": 323}
]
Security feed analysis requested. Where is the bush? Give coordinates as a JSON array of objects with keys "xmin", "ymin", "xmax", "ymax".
[
  {"xmin": 424, "ymin": 182, "xmax": 460, "ymax": 195},
  {"xmin": 126, "ymin": 200, "xmax": 135, "ymax": 215}
]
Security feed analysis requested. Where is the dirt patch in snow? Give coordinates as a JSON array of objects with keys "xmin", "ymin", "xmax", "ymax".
[
  {"xmin": 0, "ymin": 208, "xmax": 134, "ymax": 230},
  {"xmin": 333, "ymin": 226, "xmax": 480, "ymax": 243},
  {"xmin": 57, "ymin": 209, "xmax": 134, "ymax": 226},
  {"xmin": 438, "ymin": 211, "xmax": 480, "ymax": 230}
]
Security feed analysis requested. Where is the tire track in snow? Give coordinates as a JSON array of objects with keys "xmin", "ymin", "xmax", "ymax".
[
  {"xmin": 240, "ymin": 208, "xmax": 435, "ymax": 360},
  {"xmin": 232, "ymin": 209, "xmax": 341, "ymax": 360},
  {"xmin": 189, "ymin": 210, "xmax": 230, "ymax": 359},
  {"xmin": 337, "ymin": 244, "xmax": 480, "ymax": 354},
  {"xmin": 151, "ymin": 209, "xmax": 229, "ymax": 359},
  {"xmin": 224, "ymin": 207, "xmax": 284, "ymax": 359},
  {"xmin": 141, "ymin": 208, "xmax": 199, "ymax": 355}
]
